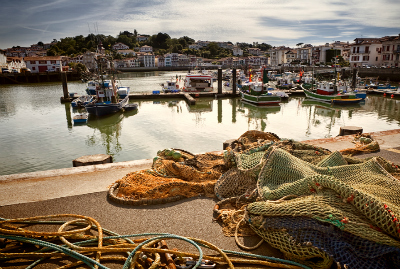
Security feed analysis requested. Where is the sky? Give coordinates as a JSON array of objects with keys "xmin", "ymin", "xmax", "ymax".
[{"xmin": 1, "ymin": 0, "xmax": 399, "ymax": 50}]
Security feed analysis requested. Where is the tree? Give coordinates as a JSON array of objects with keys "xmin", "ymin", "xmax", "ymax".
[
  {"xmin": 207, "ymin": 42, "xmax": 219, "ymax": 58},
  {"xmin": 37, "ymin": 41, "xmax": 44, "ymax": 46},
  {"xmin": 151, "ymin": 32, "xmax": 170, "ymax": 49}
]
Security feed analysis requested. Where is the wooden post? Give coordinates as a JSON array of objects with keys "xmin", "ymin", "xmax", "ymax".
[
  {"xmin": 339, "ymin": 126, "xmax": 363, "ymax": 136},
  {"xmin": 352, "ymin": 69, "xmax": 357, "ymax": 90},
  {"xmin": 218, "ymin": 68, "xmax": 222, "ymax": 94},
  {"xmin": 72, "ymin": 154, "xmax": 113, "ymax": 167},
  {"xmin": 62, "ymin": 72, "xmax": 69, "ymax": 99},
  {"xmin": 232, "ymin": 68, "xmax": 237, "ymax": 94}
]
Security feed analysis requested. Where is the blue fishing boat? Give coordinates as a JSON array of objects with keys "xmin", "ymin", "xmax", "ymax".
[
  {"xmin": 73, "ymin": 113, "xmax": 88, "ymax": 124},
  {"xmin": 85, "ymin": 78, "xmax": 129, "ymax": 117}
]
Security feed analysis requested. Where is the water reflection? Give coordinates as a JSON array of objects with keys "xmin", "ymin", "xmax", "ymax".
[
  {"xmin": 85, "ymin": 112, "xmax": 126, "ymax": 157},
  {"xmin": 301, "ymin": 98, "xmax": 362, "ymax": 137},
  {"xmin": 238, "ymin": 101, "xmax": 281, "ymax": 131}
]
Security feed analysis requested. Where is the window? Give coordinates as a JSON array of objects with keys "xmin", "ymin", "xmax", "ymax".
[
  {"xmin": 365, "ymin": 46, "xmax": 369, "ymax": 53},
  {"xmin": 39, "ymin": 60, "xmax": 46, "ymax": 64},
  {"xmin": 51, "ymin": 60, "xmax": 56, "ymax": 64}
]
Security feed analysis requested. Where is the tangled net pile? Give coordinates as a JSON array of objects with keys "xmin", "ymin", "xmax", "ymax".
[
  {"xmin": 214, "ymin": 131, "xmax": 400, "ymax": 269},
  {"xmin": 108, "ymin": 148, "xmax": 229, "ymax": 205},
  {"xmin": 108, "ymin": 130, "xmax": 400, "ymax": 268}
]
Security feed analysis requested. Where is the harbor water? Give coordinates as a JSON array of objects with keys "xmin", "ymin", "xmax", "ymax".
[{"xmin": 1, "ymin": 71, "xmax": 400, "ymax": 176}]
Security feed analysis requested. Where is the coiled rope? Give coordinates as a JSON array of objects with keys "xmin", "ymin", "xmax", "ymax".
[{"xmin": 0, "ymin": 214, "xmax": 310, "ymax": 269}]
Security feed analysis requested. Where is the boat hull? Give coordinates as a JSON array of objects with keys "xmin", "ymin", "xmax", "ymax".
[
  {"xmin": 240, "ymin": 92, "xmax": 281, "ymax": 106},
  {"xmin": 302, "ymin": 87, "xmax": 359, "ymax": 103},
  {"xmin": 85, "ymin": 96, "xmax": 129, "ymax": 117},
  {"xmin": 331, "ymin": 98, "xmax": 362, "ymax": 105}
]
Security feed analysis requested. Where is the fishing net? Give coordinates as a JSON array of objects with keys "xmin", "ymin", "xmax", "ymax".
[
  {"xmin": 212, "ymin": 131, "xmax": 400, "ymax": 269},
  {"xmin": 339, "ymin": 133, "xmax": 380, "ymax": 155},
  {"xmin": 242, "ymin": 148, "xmax": 400, "ymax": 268},
  {"xmin": 110, "ymin": 149, "xmax": 228, "ymax": 204},
  {"xmin": 109, "ymin": 129, "xmax": 400, "ymax": 268}
]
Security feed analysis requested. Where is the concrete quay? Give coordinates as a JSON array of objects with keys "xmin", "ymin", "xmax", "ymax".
[{"xmin": 1, "ymin": 129, "xmax": 400, "ymax": 268}]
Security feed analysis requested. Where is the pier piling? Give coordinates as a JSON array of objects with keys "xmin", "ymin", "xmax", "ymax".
[{"xmin": 218, "ymin": 68, "xmax": 222, "ymax": 94}]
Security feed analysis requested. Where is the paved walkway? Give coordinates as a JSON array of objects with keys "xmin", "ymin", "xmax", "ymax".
[{"xmin": 1, "ymin": 129, "xmax": 400, "ymax": 268}]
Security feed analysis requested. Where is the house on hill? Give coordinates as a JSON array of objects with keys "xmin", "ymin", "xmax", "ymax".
[{"xmin": 112, "ymin": 42, "xmax": 129, "ymax": 50}]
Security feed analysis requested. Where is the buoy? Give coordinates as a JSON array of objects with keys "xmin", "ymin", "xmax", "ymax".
[
  {"xmin": 391, "ymin": 94, "xmax": 394, "ymax": 98},
  {"xmin": 384, "ymin": 93, "xmax": 386, "ymax": 96}
]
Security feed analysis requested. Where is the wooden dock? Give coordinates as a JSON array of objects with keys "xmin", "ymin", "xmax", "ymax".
[{"xmin": 127, "ymin": 91, "xmax": 241, "ymax": 105}]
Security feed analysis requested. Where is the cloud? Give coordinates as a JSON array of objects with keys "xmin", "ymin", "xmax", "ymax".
[{"xmin": 0, "ymin": 0, "xmax": 399, "ymax": 49}]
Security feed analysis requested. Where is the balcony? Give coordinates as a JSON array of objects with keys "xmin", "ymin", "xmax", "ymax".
[{"xmin": 352, "ymin": 51, "xmax": 370, "ymax": 54}]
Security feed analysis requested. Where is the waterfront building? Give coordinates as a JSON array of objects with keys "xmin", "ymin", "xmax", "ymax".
[
  {"xmin": 0, "ymin": 50, "xmax": 7, "ymax": 71},
  {"xmin": 349, "ymin": 38, "xmax": 382, "ymax": 67},
  {"xmin": 178, "ymin": 54, "xmax": 190, "ymax": 66},
  {"xmin": 268, "ymin": 46, "xmax": 290, "ymax": 66},
  {"xmin": 137, "ymin": 52, "xmax": 155, "ymax": 67},
  {"xmin": 24, "ymin": 56, "xmax": 62, "ymax": 73},
  {"xmin": 380, "ymin": 35, "xmax": 400, "ymax": 67},
  {"xmin": 7, "ymin": 57, "xmax": 26, "ymax": 72},
  {"xmin": 297, "ymin": 44, "xmax": 312, "ymax": 65}
]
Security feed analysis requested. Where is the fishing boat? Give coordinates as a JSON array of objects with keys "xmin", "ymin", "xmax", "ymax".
[
  {"xmin": 71, "ymin": 95, "xmax": 94, "ymax": 108},
  {"xmin": 301, "ymin": 81, "xmax": 362, "ymax": 104},
  {"xmin": 73, "ymin": 113, "xmax": 88, "ymax": 124},
  {"xmin": 240, "ymin": 81, "xmax": 283, "ymax": 106},
  {"xmin": 85, "ymin": 78, "xmax": 129, "ymax": 117},
  {"xmin": 161, "ymin": 80, "xmax": 181, "ymax": 93},
  {"xmin": 183, "ymin": 72, "xmax": 213, "ymax": 92}
]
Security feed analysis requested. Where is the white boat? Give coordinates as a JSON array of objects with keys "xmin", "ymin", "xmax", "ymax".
[
  {"xmin": 86, "ymin": 80, "xmax": 98, "ymax": 95},
  {"xmin": 117, "ymin": 86, "xmax": 130, "ymax": 98},
  {"xmin": 161, "ymin": 80, "xmax": 181, "ymax": 93},
  {"xmin": 73, "ymin": 113, "xmax": 88, "ymax": 124},
  {"xmin": 71, "ymin": 95, "xmax": 94, "ymax": 108},
  {"xmin": 183, "ymin": 72, "xmax": 213, "ymax": 92}
]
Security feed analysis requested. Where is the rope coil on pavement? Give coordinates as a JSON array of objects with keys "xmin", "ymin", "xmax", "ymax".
[{"xmin": 0, "ymin": 214, "xmax": 310, "ymax": 269}]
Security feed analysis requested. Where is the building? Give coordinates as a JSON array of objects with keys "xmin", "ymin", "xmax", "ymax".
[
  {"xmin": 116, "ymin": 50, "xmax": 136, "ymax": 56},
  {"xmin": 248, "ymin": 47, "xmax": 262, "ymax": 56},
  {"xmin": 24, "ymin": 56, "xmax": 62, "ymax": 73},
  {"xmin": 380, "ymin": 35, "xmax": 400, "ymax": 67},
  {"xmin": 285, "ymin": 49, "xmax": 297, "ymax": 64},
  {"xmin": 7, "ymin": 57, "xmax": 26, "ymax": 72},
  {"xmin": 112, "ymin": 42, "xmax": 130, "ymax": 50},
  {"xmin": 0, "ymin": 50, "xmax": 7, "ymax": 71},
  {"xmin": 136, "ymin": 52, "xmax": 155, "ymax": 67},
  {"xmin": 232, "ymin": 46, "xmax": 243, "ymax": 56},
  {"xmin": 139, "ymin": 45, "xmax": 153, "ymax": 53},
  {"xmin": 136, "ymin": 35, "xmax": 150, "ymax": 42},
  {"xmin": 268, "ymin": 46, "xmax": 290, "ymax": 66},
  {"xmin": 82, "ymin": 51, "xmax": 98, "ymax": 71},
  {"xmin": 349, "ymin": 38, "xmax": 382, "ymax": 67},
  {"xmin": 297, "ymin": 44, "xmax": 313, "ymax": 65}
]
